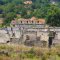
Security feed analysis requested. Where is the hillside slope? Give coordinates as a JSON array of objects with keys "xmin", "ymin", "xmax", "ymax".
[{"xmin": 0, "ymin": 0, "xmax": 60, "ymax": 26}]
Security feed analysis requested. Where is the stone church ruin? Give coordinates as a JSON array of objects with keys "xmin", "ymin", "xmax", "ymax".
[{"xmin": 0, "ymin": 18, "xmax": 60, "ymax": 47}]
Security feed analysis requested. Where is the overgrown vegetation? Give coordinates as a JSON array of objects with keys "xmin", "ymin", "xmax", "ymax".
[{"xmin": 0, "ymin": 44, "xmax": 60, "ymax": 60}]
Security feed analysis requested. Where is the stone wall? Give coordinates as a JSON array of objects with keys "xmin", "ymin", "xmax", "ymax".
[{"xmin": 0, "ymin": 27, "xmax": 60, "ymax": 46}]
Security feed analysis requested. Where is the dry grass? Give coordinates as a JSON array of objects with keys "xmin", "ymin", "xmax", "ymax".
[{"xmin": 0, "ymin": 44, "xmax": 60, "ymax": 60}]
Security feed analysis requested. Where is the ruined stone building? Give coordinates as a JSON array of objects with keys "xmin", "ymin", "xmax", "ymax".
[
  {"xmin": 8, "ymin": 18, "xmax": 60, "ymax": 47},
  {"xmin": 0, "ymin": 17, "xmax": 60, "ymax": 47}
]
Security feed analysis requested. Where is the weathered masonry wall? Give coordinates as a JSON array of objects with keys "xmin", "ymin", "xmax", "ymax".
[
  {"xmin": 5, "ymin": 27, "xmax": 60, "ymax": 46},
  {"xmin": 0, "ymin": 25, "xmax": 60, "ymax": 46}
]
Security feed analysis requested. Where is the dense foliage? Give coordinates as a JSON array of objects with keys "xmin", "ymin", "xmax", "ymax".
[
  {"xmin": 0, "ymin": 0, "xmax": 60, "ymax": 26},
  {"xmin": 46, "ymin": 4, "xmax": 60, "ymax": 26}
]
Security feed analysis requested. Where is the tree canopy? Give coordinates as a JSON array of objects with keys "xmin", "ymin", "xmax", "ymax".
[
  {"xmin": 0, "ymin": 0, "xmax": 60, "ymax": 26},
  {"xmin": 46, "ymin": 4, "xmax": 60, "ymax": 27}
]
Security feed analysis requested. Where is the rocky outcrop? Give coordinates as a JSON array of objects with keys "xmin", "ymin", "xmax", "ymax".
[{"xmin": 0, "ymin": 30, "xmax": 10, "ymax": 43}]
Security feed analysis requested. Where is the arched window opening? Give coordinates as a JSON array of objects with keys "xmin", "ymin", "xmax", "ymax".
[
  {"xmin": 37, "ymin": 21, "xmax": 39, "ymax": 23},
  {"xmin": 21, "ymin": 21, "xmax": 22, "ymax": 23},
  {"xmin": 32, "ymin": 21, "xmax": 33, "ymax": 23},
  {"xmin": 27, "ymin": 21, "xmax": 28, "ymax": 23}
]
